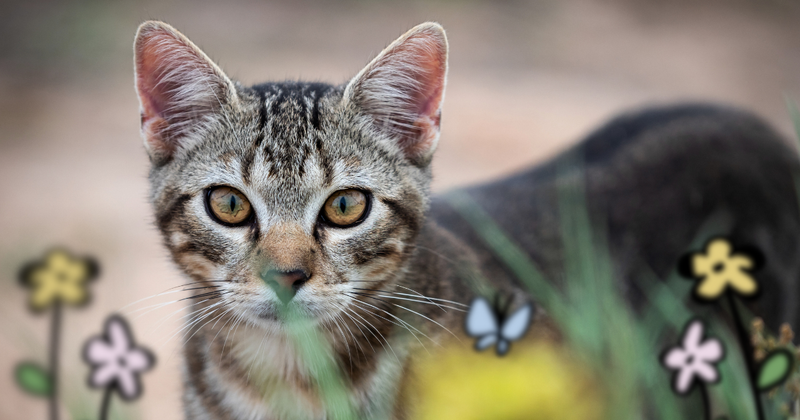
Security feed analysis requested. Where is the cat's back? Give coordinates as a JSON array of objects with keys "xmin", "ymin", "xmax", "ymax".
[{"xmin": 430, "ymin": 103, "xmax": 800, "ymax": 328}]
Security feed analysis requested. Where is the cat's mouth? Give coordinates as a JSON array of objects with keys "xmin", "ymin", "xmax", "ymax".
[{"xmin": 244, "ymin": 287, "xmax": 344, "ymax": 326}]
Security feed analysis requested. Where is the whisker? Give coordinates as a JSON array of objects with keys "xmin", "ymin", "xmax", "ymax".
[
  {"xmin": 183, "ymin": 306, "xmax": 232, "ymax": 347},
  {"xmin": 349, "ymin": 298, "xmax": 431, "ymax": 354},
  {"xmin": 351, "ymin": 290, "xmax": 465, "ymax": 313},
  {"xmin": 134, "ymin": 294, "xmax": 220, "ymax": 324},
  {"xmin": 165, "ymin": 301, "xmax": 226, "ymax": 347},
  {"xmin": 210, "ymin": 305, "xmax": 241, "ymax": 361},
  {"xmin": 335, "ymin": 309, "xmax": 366, "ymax": 360},
  {"xmin": 223, "ymin": 310, "xmax": 247, "ymax": 356},
  {"xmin": 248, "ymin": 323, "xmax": 271, "ymax": 381},
  {"xmin": 180, "ymin": 290, "xmax": 230, "ymax": 302},
  {"xmin": 127, "ymin": 289, "xmax": 226, "ymax": 319},
  {"xmin": 390, "ymin": 303, "xmax": 462, "ymax": 343},
  {"xmin": 341, "ymin": 304, "xmax": 399, "ymax": 363},
  {"xmin": 153, "ymin": 298, "xmax": 217, "ymax": 332},
  {"xmin": 347, "ymin": 296, "xmax": 436, "ymax": 352},
  {"xmin": 120, "ymin": 280, "xmax": 232, "ymax": 310},
  {"xmin": 339, "ymin": 307, "xmax": 376, "ymax": 355},
  {"xmin": 395, "ymin": 285, "xmax": 469, "ymax": 307},
  {"xmin": 326, "ymin": 314, "xmax": 353, "ymax": 372},
  {"xmin": 348, "ymin": 292, "xmax": 453, "ymax": 345},
  {"xmin": 414, "ymin": 245, "xmax": 460, "ymax": 266}
]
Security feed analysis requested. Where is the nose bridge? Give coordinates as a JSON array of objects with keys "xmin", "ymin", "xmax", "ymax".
[{"xmin": 259, "ymin": 222, "xmax": 313, "ymax": 271}]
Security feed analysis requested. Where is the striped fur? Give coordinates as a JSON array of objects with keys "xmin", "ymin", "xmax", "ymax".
[
  {"xmin": 136, "ymin": 21, "xmax": 454, "ymax": 419},
  {"xmin": 135, "ymin": 21, "xmax": 800, "ymax": 420}
]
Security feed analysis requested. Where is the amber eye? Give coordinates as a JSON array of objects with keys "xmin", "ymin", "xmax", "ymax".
[
  {"xmin": 206, "ymin": 186, "xmax": 253, "ymax": 226},
  {"xmin": 321, "ymin": 189, "xmax": 369, "ymax": 227}
]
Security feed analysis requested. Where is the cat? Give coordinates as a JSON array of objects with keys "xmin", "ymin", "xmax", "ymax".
[{"xmin": 134, "ymin": 20, "xmax": 800, "ymax": 419}]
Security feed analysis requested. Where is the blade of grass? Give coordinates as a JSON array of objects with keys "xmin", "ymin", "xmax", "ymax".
[{"xmin": 278, "ymin": 305, "xmax": 357, "ymax": 420}]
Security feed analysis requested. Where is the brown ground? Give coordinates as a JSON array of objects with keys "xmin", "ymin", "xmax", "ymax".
[{"xmin": 2, "ymin": 0, "xmax": 800, "ymax": 418}]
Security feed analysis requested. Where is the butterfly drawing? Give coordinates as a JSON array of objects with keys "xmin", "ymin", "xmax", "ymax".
[{"xmin": 465, "ymin": 296, "xmax": 534, "ymax": 356}]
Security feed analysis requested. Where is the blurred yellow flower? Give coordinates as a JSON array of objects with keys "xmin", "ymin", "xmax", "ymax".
[
  {"xmin": 412, "ymin": 340, "xmax": 603, "ymax": 420},
  {"xmin": 690, "ymin": 238, "xmax": 757, "ymax": 299},
  {"xmin": 20, "ymin": 249, "xmax": 98, "ymax": 311}
]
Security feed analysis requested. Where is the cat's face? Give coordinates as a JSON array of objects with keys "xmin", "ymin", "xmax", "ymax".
[{"xmin": 134, "ymin": 22, "xmax": 447, "ymax": 329}]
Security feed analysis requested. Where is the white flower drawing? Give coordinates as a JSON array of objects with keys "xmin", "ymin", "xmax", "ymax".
[
  {"xmin": 83, "ymin": 315, "xmax": 155, "ymax": 400},
  {"xmin": 662, "ymin": 319, "xmax": 724, "ymax": 394}
]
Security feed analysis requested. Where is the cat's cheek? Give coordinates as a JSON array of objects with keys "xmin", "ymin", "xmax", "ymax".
[
  {"xmin": 293, "ymin": 285, "xmax": 350, "ymax": 320},
  {"xmin": 232, "ymin": 288, "xmax": 281, "ymax": 323},
  {"xmin": 363, "ymin": 252, "xmax": 404, "ymax": 280},
  {"xmin": 175, "ymin": 252, "xmax": 222, "ymax": 281}
]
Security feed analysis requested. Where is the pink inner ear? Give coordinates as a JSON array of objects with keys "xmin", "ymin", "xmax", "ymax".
[
  {"xmin": 136, "ymin": 29, "xmax": 182, "ymax": 121},
  {"xmin": 393, "ymin": 32, "xmax": 447, "ymax": 157},
  {"xmin": 351, "ymin": 25, "xmax": 448, "ymax": 161},
  {"xmin": 410, "ymin": 52, "xmax": 446, "ymax": 119},
  {"xmin": 136, "ymin": 36, "xmax": 176, "ymax": 155},
  {"xmin": 134, "ymin": 24, "xmax": 228, "ymax": 160}
]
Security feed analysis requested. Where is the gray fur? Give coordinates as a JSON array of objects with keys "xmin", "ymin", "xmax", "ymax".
[{"xmin": 135, "ymin": 20, "xmax": 800, "ymax": 419}]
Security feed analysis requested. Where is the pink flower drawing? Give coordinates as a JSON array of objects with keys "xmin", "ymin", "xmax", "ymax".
[
  {"xmin": 662, "ymin": 319, "xmax": 725, "ymax": 394},
  {"xmin": 83, "ymin": 315, "xmax": 155, "ymax": 400}
]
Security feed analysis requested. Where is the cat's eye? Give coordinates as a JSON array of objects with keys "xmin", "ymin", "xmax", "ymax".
[
  {"xmin": 205, "ymin": 186, "xmax": 253, "ymax": 226},
  {"xmin": 321, "ymin": 189, "xmax": 370, "ymax": 227}
]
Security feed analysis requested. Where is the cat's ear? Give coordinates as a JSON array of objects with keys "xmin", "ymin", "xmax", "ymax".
[
  {"xmin": 344, "ymin": 22, "xmax": 448, "ymax": 164},
  {"xmin": 134, "ymin": 21, "xmax": 237, "ymax": 164}
]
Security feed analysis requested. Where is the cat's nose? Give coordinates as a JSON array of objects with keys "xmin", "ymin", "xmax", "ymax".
[{"xmin": 261, "ymin": 269, "xmax": 309, "ymax": 303}]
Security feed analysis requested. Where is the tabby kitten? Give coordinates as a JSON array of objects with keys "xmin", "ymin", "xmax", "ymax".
[
  {"xmin": 135, "ymin": 20, "xmax": 800, "ymax": 420},
  {"xmin": 135, "ymin": 21, "xmax": 460, "ymax": 419}
]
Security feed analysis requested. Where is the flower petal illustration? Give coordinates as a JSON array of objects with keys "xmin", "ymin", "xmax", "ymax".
[
  {"xmin": 664, "ymin": 348, "xmax": 688, "ymax": 369},
  {"xmin": 696, "ymin": 339, "xmax": 723, "ymax": 361},
  {"xmin": 107, "ymin": 318, "xmax": 131, "ymax": 354},
  {"xmin": 661, "ymin": 319, "xmax": 725, "ymax": 395},
  {"xmin": 124, "ymin": 349, "xmax": 152, "ymax": 372},
  {"xmin": 693, "ymin": 363, "xmax": 719, "ymax": 383},
  {"xmin": 85, "ymin": 338, "xmax": 115, "ymax": 364},
  {"xmin": 675, "ymin": 367, "xmax": 695, "ymax": 394},
  {"xmin": 116, "ymin": 370, "xmax": 141, "ymax": 400},
  {"xmin": 19, "ymin": 249, "xmax": 98, "ymax": 312},
  {"xmin": 680, "ymin": 238, "xmax": 760, "ymax": 301},
  {"xmin": 682, "ymin": 321, "xmax": 703, "ymax": 353},
  {"xmin": 83, "ymin": 315, "xmax": 155, "ymax": 401},
  {"xmin": 91, "ymin": 364, "xmax": 118, "ymax": 388}
]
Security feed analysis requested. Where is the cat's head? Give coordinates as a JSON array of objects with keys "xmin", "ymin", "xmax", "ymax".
[{"xmin": 134, "ymin": 21, "xmax": 448, "ymax": 328}]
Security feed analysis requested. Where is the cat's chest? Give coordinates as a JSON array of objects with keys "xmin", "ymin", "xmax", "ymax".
[
  {"xmin": 231, "ymin": 328, "xmax": 309, "ymax": 384},
  {"xmin": 216, "ymin": 325, "xmax": 407, "ymax": 419}
]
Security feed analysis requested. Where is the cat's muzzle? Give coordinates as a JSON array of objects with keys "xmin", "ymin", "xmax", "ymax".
[{"xmin": 260, "ymin": 269, "xmax": 310, "ymax": 303}]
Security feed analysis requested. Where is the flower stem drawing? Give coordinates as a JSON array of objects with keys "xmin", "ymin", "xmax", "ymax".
[
  {"xmin": 15, "ymin": 249, "xmax": 98, "ymax": 420},
  {"xmin": 662, "ymin": 318, "xmax": 725, "ymax": 420},
  {"xmin": 726, "ymin": 293, "xmax": 765, "ymax": 420},
  {"xmin": 48, "ymin": 300, "xmax": 62, "ymax": 420},
  {"xmin": 99, "ymin": 386, "xmax": 113, "ymax": 420},
  {"xmin": 673, "ymin": 237, "xmax": 793, "ymax": 419}
]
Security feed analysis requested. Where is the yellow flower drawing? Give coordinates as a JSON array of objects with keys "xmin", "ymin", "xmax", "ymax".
[
  {"xmin": 21, "ymin": 249, "xmax": 98, "ymax": 311},
  {"xmin": 688, "ymin": 238, "xmax": 758, "ymax": 300}
]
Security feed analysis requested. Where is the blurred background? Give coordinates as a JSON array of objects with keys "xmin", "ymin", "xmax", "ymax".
[{"xmin": 2, "ymin": 0, "xmax": 800, "ymax": 418}]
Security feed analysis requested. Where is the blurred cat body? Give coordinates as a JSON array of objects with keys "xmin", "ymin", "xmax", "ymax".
[{"xmin": 134, "ymin": 21, "xmax": 800, "ymax": 419}]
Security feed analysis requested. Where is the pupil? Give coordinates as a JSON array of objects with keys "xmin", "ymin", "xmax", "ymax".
[
  {"xmin": 229, "ymin": 195, "xmax": 236, "ymax": 212},
  {"xmin": 339, "ymin": 197, "xmax": 347, "ymax": 214}
]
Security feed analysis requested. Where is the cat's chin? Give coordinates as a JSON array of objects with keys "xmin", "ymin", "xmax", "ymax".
[
  {"xmin": 255, "ymin": 310, "xmax": 280, "ymax": 322},
  {"xmin": 246, "ymin": 302, "xmax": 335, "ymax": 330}
]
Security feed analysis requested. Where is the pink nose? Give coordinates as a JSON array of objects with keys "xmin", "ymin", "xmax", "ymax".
[{"xmin": 261, "ymin": 269, "xmax": 309, "ymax": 303}]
